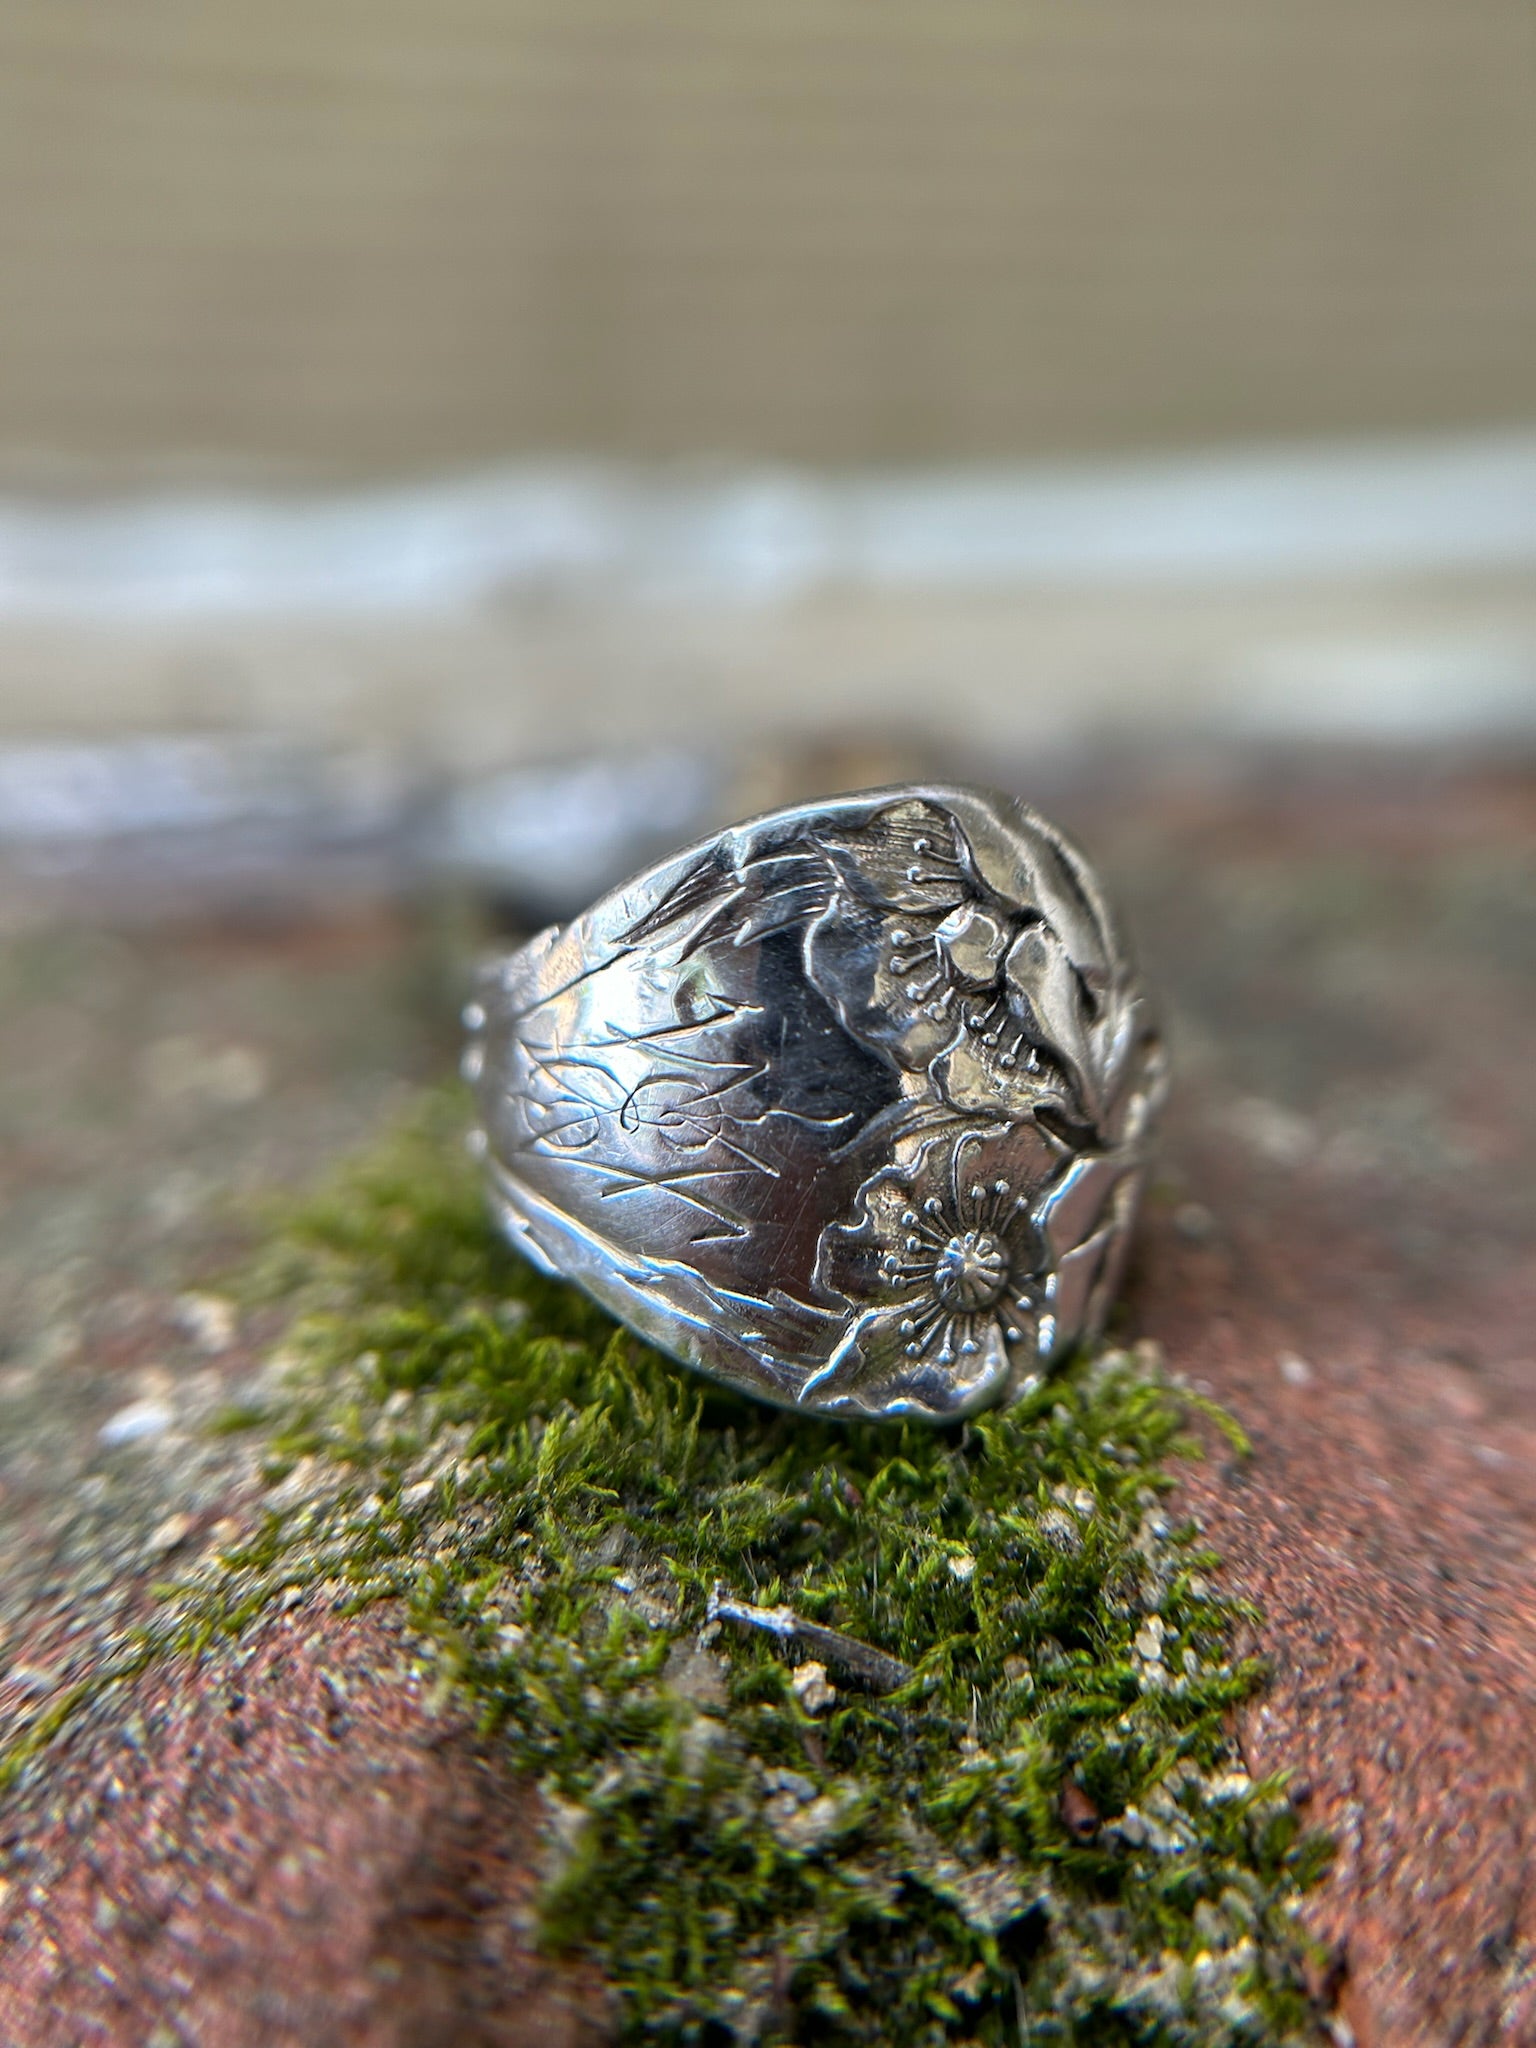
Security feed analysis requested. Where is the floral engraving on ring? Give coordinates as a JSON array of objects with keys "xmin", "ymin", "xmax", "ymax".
[
  {"xmin": 806, "ymin": 799, "xmax": 1126, "ymax": 1141},
  {"xmin": 806, "ymin": 1131, "xmax": 1049, "ymax": 1415},
  {"xmin": 485, "ymin": 784, "xmax": 1164, "ymax": 1419}
]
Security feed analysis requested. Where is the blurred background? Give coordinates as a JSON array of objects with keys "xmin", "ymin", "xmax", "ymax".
[{"xmin": 0, "ymin": 0, "xmax": 1532, "ymax": 901}]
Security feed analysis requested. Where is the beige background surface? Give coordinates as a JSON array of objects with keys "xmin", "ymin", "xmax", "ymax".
[{"xmin": 1, "ymin": 0, "xmax": 1534, "ymax": 476}]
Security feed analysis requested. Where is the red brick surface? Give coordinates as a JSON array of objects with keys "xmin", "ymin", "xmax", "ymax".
[
  {"xmin": 1, "ymin": 1609, "xmax": 608, "ymax": 2048},
  {"xmin": 1108, "ymin": 768, "xmax": 1536, "ymax": 2045},
  {"xmin": 2, "ymin": 761, "xmax": 1533, "ymax": 2045}
]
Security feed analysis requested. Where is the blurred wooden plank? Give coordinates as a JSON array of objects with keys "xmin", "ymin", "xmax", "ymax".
[{"xmin": 0, "ymin": 0, "xmax": 1532, "ymax": 472}]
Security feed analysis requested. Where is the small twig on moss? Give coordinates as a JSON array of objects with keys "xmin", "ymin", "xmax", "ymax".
[{"xmin": 707, "ymin": 1583, "xmax": 915, "ymax": 1693}]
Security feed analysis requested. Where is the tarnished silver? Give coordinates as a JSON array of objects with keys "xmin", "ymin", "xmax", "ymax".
[{"xmin": 466, "ymin": 785, "xmax": 1165, "ymax": 1422}]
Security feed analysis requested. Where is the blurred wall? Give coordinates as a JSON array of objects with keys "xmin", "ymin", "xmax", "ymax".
[{"xmin": 1, "ymin": 0, "xmax": 1534, "ymax": 476}]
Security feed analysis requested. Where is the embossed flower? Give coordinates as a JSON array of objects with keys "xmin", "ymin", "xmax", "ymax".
[
  {"xmin": 806, "ymin": 800, "xmax": 1108, "ymax": 1133},
  {"xmin": 626, "ymin": 792, "xmax": 1131, "ymax": 1141},
  {"xmin": 803, "ymin": 1122, "xmax": 1141, "ymax": 1419},
  {"xmin": 804, "ymin": 1131, "xmax": 1049, "ymax": 1417}
]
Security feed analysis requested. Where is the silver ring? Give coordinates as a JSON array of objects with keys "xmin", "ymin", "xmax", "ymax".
[{"xmin": 465, "ymin": 784, "xmax": 1165, "ymax": 1422}]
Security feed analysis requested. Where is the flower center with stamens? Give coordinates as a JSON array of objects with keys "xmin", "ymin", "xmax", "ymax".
[{"xmin": 932, "ymin": 1230, "xmax": 1010, "ymax": 1312}]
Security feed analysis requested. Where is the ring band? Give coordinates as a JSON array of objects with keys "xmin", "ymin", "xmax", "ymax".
[{"xmin": 466, "ymin": 784, "xmax": 1165, "ymax": 1422}]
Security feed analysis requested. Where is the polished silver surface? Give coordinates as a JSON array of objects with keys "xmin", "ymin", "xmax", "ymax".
[{"xmin": 467, "ymin": 785, "xmax": 1165, "ymax": 1421}]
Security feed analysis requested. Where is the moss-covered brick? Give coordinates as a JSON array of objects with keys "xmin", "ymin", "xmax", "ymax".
[{"xmin": 82, "ymin": 1095, "xmax": 1334, "ymax": 2044}]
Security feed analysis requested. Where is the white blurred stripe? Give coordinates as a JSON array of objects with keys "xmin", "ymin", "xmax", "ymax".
[{"xmin": 0, "ymin": 432, "xmax": 1534, "ymax": 616}]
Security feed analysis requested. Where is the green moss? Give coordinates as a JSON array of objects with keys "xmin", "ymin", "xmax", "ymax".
[{"xmin": 183, "ymin": 1098, "xmax": 1331, "ymax": 2040}]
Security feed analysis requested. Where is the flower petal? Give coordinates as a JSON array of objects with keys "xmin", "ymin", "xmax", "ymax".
[
  {"xmin": 812, "ymin": 799, "xmax": 975, "ymax": 916},
  {"xmin": 934, "ymin": 902, "xmax": 1011, "ymax": 989},
  {"xmin": 800, "ymin": 1304, "xmax": 1013, "ymax": 1420},
  {"xmin": 805, "ymin": 897, "xmax": 958, "ymax": 1072},
  {"xmin": 932, "ymin": 1033, "xmax": 1019, "ymax": 1118},
  {"xmin": 812, "ymin": 1166, "xmax": 905, "ymax": 1305}
]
